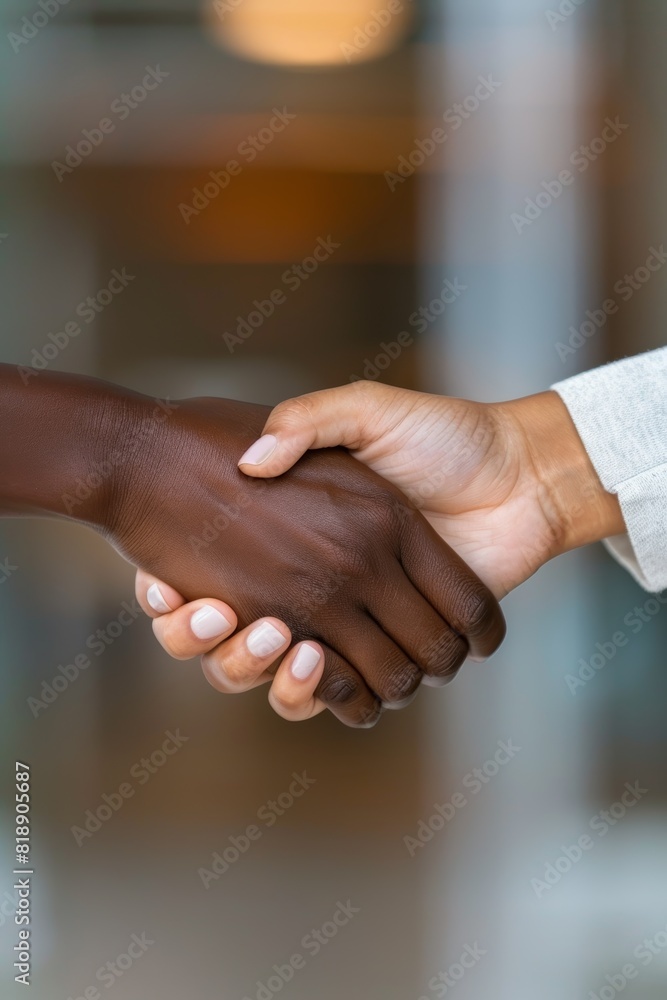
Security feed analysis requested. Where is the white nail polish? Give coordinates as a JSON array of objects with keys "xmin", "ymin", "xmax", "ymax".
[
  {"xmin": 147, "ymin": 583, "xmax": 171, "ymax": 614},
  {"xmin": 246, "ymin": 622, "xmax": 286, "ymax": 657},
  {"xmin": 239, "ymin": 434, "xmax": 278, "ymax": 467},
  {"xmin": 291, "ymin": 644, "xmax": 321, "ymax": 680},
  {"xmin": 191, "ymin": 606, "xmax": 232, "ymax": 640}
]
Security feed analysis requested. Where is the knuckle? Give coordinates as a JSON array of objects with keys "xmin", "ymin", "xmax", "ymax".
[
  {"xmin": 337, "ymin": 546, "xmax": 372, "ymax": 579},
  {"xmin": 345, "ymin": 508, "xmax": 395, "ymax": 561},
  {"xmin": 201, "ymin": 650, "xmax": 252, "ymax": 690},
  {"xmin": 350, "ymin": 378, "xmax": 381, "ymax": 403},
  {"xmin": 350, "ymin": 702, "xmax": 383, "ymax": 729},
  {"xmin": 317, "ymin": 671, "xmax": 361, "ymax": 706},
  {"xmin": 155, "ymin": 621, "xmax": 193, "ymax": 660},
  {"xmin": 419, "ymin": 630, "xmax": 467, "ymax": 679},
  {"xmin": 271, "ymin": 395, "xmax": 316, "ymax": 429},
  {"xmin": 288, "ymin": 556, "xmax": 366, "ymax": 614},
  {"xmin": 391, "ymin": 494, "xmax": 417, "ymax": 526},
  {"xmin": 459, "ymin": 587, "xmax": 494, "ymax": 635},
  {"xmin": 283, "ymin": 577, "xmax": 333, "ymax": 617},
  {"xmin": 365, "ymin": 491, "xmax": 413, "ymax": 541},
  {"xmin": 220, "ymin": 655, "xmax": 257, "ymax": 687},
  {"xmin": 270, "ymin": 685, "xmax": 306, "ymax": 713},
  {"xmin": 377, "ymin": 662, "xmax": 422, "ymax": 706}
]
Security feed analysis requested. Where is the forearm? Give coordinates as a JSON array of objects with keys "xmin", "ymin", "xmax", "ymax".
[{"xmin": 0, "ymin": 364, "xmax": 148, "ymax": 527}]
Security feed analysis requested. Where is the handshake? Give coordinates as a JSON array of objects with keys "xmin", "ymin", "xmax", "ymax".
[{"xmin": 2, "ymin": 366, "xmax": 621, "ymax": 727}]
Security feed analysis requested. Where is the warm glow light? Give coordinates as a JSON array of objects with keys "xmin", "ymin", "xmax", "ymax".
[{"xmin": 205, "ymin": 0, "xmax": 413, "ymax": 67}]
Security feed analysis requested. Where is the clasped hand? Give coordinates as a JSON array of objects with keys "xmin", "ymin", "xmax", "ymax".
[{"xmin": 129, "ymin": 383, "xmax": 519, "ymax": 728}]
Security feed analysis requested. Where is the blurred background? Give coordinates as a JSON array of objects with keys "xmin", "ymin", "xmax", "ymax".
[{"xmin": 1, "ymin": 0, "xmax": 666, "ymax": 997}]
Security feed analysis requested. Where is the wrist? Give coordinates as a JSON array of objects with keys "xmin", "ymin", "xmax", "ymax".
[
  {"xmin": 64, "ymin": 384, "xmax": 167, "ymax": 530},
  {"xmin": 0, "ymin": 365, "xmax": 166, "ymax": 530},
  {"xmin": 504, "ymin": 390, "xmax": 625, "ymax": 559}
]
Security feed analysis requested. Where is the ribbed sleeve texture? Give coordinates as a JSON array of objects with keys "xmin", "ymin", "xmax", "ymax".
[{"xmin": 552, "ymin": 348, "xmax": 667, "ymax": 592}]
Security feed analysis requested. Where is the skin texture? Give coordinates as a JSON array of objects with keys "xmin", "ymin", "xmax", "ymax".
[
  {"xmin": 0, "ymin": 366, "xmax": 506, "ymax": 728},
  {"xmin": 236, "ymin": 382, "xmax": 625, "ymax": 597},
  {"xmin": 144, "ymin": 380, "xmax": 624, "ymax": 720}
]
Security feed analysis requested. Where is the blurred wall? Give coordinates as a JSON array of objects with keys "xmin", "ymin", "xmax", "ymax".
[
  {"xmin": 1, "ymin": 2, "xmax": 666, "ymax": 999},
  {"xmin": 418, "ymin": 2, "xmax": 667, "ymax": 998}
]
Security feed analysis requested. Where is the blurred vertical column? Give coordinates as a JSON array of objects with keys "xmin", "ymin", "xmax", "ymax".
[
  {"xmin": 0, "ymin": 7, "xmax": 103, "ymax": 668},
  {"xmin": 0, "ymin": 16, "xmax": 102, "ymax": 714},
  {"xmin": 0, "ymin": 9, "xmax": 102, "ymax": 983},
  {"xmin": 415, "ymin": 1, "xmax": 608, "ymax": 997}
]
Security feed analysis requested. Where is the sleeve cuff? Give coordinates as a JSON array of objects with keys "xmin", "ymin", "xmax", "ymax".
[{"xmin": 551, "ymin": 348, "xmax": 667, "ymax": 593}]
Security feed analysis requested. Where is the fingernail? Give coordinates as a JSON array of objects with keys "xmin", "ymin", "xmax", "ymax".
[
  {"xmin": 291, "ymin": 644, "xmax": 321, "ymax": 681},
  {"xmin": 147, "ymin": 583, "xmax": 171, "ymax": 614},
  {"xmin": 246, "ymin": 622, "xmax": 286, "ymax": 657},
  {"xmin": 191, "ymin": 605, "xmax": 232, "ymax": 640},
  {"xmin": 239, "ymin": 434, "xmax": 278, "ymax": 467}
]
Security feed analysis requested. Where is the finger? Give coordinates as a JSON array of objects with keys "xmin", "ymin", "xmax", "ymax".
[
  {"xmin": 237, "ymin": 382, "xmax": 381, "ymax": 478},
  {"xmin": 322, "ymin": 618, "xmax": 423, "ymax": 710},
  {"xmin": 201, "ymin": 618, "xmax": 292, "ymax": 693},
  {"xmin": 315, "ymin": 643, "xmax": 384, "ymax": 729},
  {"xmin": 398, "ymin": 506, "xmax": 507, "ymax": 660},
  {"xmin": 365, "ymin": 569, "xmax": 468, "ymax": 687},
  {"xmin": 135, "ymin": 570, "xmax": 188, "ymax": 619},
  {"xmin": 268, "ymin": 642, "xmax": 327, "ymax": 722},
  {"xmin": 152, "ymin": 599, "xmax": 239, "ymax": 660}
]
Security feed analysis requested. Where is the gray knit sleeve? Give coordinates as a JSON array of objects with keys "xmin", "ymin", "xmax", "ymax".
[{"xmin": 552, "ymin": 348, "xmax": 667, "ymax": 592}]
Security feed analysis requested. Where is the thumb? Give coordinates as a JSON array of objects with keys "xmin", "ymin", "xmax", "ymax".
[{"xmin": 238, "ymin": 383, "xmax": 373, "ymax": 478}]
